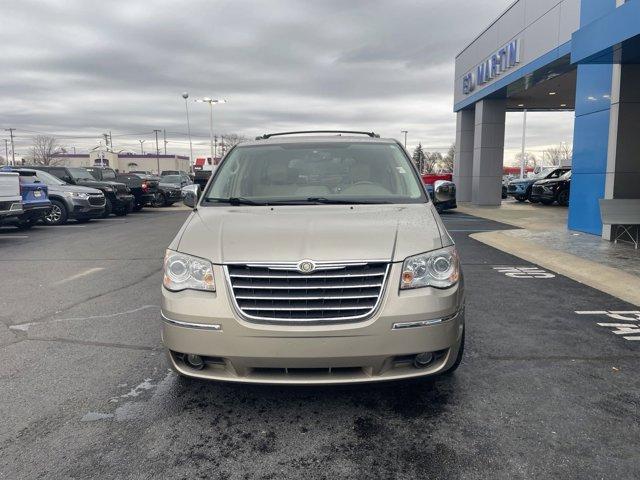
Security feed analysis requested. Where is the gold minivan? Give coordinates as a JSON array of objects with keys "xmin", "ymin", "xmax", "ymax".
[{"xmin": 162, "ymin": 131, "xmax": 464, "ymax": 384}]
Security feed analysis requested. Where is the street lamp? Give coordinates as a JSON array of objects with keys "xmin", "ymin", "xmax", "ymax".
[
  {"xmin": 401, "ymin": 130, "xmax": 408, "ymax": 149},
  {"xmin": 182, "ymin": 92, "xmax": 194, "ymax": 165},
  {"xmin": 138, "ymin": 139, "xmax": 146, "ymax": 155},
  {"xmin": 195, "ymin": 97, "xmax": 227, "ymax": 164}
]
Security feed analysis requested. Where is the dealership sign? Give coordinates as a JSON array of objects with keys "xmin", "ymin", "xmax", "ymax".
[{"xmin": 462, "ymin": 39, "xmax": 521, "ymax": 95}]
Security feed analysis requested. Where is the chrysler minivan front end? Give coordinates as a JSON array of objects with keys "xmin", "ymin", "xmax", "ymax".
[{"xmin": 161, "ymin": 132, "xmax": 464, "ymax": 384}]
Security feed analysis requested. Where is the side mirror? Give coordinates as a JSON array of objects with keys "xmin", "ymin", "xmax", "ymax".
[
  {"xmin": 433, "ymin": 180, "xmax": 455, "ymax": 203},
  {"xmin": 182, "ymin": 184, "xmax": 200, "ymax": 208},
  {"xmin": 63, "ymin": 175, "xmax": 74, "ymax": 184}
]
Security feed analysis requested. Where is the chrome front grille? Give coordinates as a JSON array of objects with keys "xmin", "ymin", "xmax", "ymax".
[{"xmin": 226, "ymin": 261, "xmax": 389, "ymax": 323}]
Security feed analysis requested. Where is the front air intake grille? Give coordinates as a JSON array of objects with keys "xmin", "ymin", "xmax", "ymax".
[
  {"xmin": 226, "ymin": 262, "xmax": 389, "ymax": 324},
  {"xmin": 88, "ymin": 194, "xmax": 105, "ymax": 206},
  {"xmin": 532, "ymin": 185, "xmax": 544, "ymax": 195}
]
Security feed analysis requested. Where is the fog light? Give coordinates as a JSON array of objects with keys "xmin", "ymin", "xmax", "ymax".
[
  {"xmin": 413, "ymin": 352, "xmax": 434, "ymax": 368},
  {"xmin": 185, "ymin": 354, "xmax": 205, "ymax": 370}
]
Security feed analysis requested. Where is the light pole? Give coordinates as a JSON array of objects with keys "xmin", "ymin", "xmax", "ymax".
[
  {"xmin": 138, "ymin": 140, "xmax": 145, "ymax": 155},
  {"xmin": 4, "ymin": 139, "xmax": 8, "ymax": 164},
  {"xmin": 5, "ymin": 128, "xmax": 15, "ymax": 164},
  {"xmin": 195, "ymin": 97, "xmax": 226, "ymax": 163},
  {"xmin": 182, "ymin": 92, "xmax": 194, "ymax": 165},
  {"xmin": 520, "ymin": 109, "xmax": 527, "ymax": 179},
  {"xmin": 153, "ymin": 129, "xmax": 161, "ymax": 174},
  {"xmin": 401, "ymin": 130, "xmax": 408, "ymax": 149}
]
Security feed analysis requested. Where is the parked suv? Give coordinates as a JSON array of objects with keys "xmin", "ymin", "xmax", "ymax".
[
  {"xmin": 85, "ymin": 167, "xmax": 158, "ymax": 212},
  {"xmin": 22, "ymin": 168, "xmax": 105, "ymax": 225},
  {"xmin": 4, "ymin": 168, "xmax": 52, "ymax": 229},
  {"xmin": 162, "ymin": 131, "xmax": 465, "ymax": 384},
  {"xmin": 530, "ymin": 169, "xmax": 572, "ymax": 206},
  {"xmin": 506, "ymin": 167, "xmax": 570, "ymax": 202},
  {"xmin": 34, "ymin": 166, "xmax": 133, "ymax": 217}
]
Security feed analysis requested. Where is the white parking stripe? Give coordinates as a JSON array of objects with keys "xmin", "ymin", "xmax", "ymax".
[
  {"xmin": 53, "ymin": 267, "xmax": 105, "ymax": 286},
  {"xmin": 0, "ymin": 235, "xmax": 29, "ymax": 239}
]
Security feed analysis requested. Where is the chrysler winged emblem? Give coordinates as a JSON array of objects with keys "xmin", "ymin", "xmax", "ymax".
[{"xmin": 296, "ymin": 260, "xmax": 316, "ymax": 274}]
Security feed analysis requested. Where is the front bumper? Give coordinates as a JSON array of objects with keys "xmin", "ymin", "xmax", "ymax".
[
  {"xmin": 68, "ymin": 196, "xmax": 105, "ymax": 219},
  {"xmin": 111, "ymin": 193, "xmax": 134, "ymax": 208},
  {"xmin": 162, "ymin": 263, "xmax": 465, "ymax": 384},
  {"xmin": 530, "ymin": 186, "xmax": 555, "ymax": 202}
]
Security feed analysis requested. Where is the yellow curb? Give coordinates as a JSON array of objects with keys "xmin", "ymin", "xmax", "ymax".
[{"xmin": 471, "ymin": 230, "xmax": 640, "ymax": 307}]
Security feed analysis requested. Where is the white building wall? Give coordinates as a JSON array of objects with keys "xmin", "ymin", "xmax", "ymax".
[{"xmin": 454, "ymin": 0, "xmax": 581, "ymax": 106}]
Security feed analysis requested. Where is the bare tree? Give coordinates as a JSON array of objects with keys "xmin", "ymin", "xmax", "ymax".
[
  {"xmin": 514, "ymin": 151, "xmax": 538, "ymax": 169},
  {"xmin": 542, "ymin": 144, "xmax": 572, "ymax": 166},
  {"xmin": 440, "ymin": 143, "xmax": 455, "ymax": 172},
  {"xmin": 424, "ymin": 151, "xmax": 443, "ymax": 174},
  {"xmin": 219, "ymin": 133, "xmax": 248, "ymax": 156},
  {"xmin": 29, "ymin": 135, "xmax": 64, "ymax": 165}
]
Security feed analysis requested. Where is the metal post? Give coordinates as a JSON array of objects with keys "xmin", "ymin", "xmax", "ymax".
[
  {"xmin": 182, "ymin": 93, "xmax": 194, "ymax": 166},
  {"xmin": 153, "ymin": 129, "xmax": 161, "ymax": 174},
  {"xmin": 520, "ymin": 109, "xmax": 527, "ymax": 179},
  {"xmin": 208, "ymin": 102, "xmax": 214, "ymax": 163},
  {"xmin": 4, "ymin": 139, "xmax": 8, "ymax": 164},
  {"xmin": 5, "ymin": 128, "xmax": 15, "ymax": 164},
  {"xmin": 138, "ymin": 140, "xmax": 145, "ymax": 155}
]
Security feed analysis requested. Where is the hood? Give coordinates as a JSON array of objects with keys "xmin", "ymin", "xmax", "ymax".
[
  {"xmin": 509, "ymin": 178, "xmax": 535, "ymax": 186},
  {"xmin": 48, "ymin": 183, "xmax": 102, "ymax": 194},
  {"xmin": 159, "ymin": 182, "xmax": 180, "ymax": 190},
  {"xmin": 78, "ymin": 179, "xmax": 125, "ymax": 188},
  {"xmin": 177, "ymin": 204, "xmax": 443, "ymax": 264}
]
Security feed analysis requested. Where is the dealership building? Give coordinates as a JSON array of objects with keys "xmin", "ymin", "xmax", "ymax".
[{"xmin": 453, "ymin": 0, "xmax": 640, "ymax": 238}]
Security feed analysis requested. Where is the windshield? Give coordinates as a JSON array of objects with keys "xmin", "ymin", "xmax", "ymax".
[
  {"xmin": 67, "ymin": 167, "xmax": 95, "ymax": 181},
  {"xmin": 161, "ymin": 175, "xmax": 181, "ymax": 184},
  {"xmin": 203, "ymin": 142, "xmax": 426, "ymax": 205},
  {"xmin": 33, "ymin": 170, "xmax": 66, "ymax": 186}
]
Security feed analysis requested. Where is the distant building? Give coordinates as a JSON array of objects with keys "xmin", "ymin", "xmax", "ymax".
[{"xmin": 51, "ymin": 152, "xmax": 190, "ymax": 174}]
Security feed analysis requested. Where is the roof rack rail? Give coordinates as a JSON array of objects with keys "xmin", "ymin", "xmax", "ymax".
[{"xmin": 255, "ymin": 130, "xmax": 380, "ymax": 140}]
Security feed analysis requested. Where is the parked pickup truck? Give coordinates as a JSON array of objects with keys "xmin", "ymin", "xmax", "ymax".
[
  {"xmin": 33, "ymin": 165, "xmax": 133, "ymax": 217},
  {"xmin": 86, "ymin": 167, "xmax": 158, "ymax": 211},
  {"xmin": 0, "ymin": 168, "xmax": 23, "ymax": 226}
]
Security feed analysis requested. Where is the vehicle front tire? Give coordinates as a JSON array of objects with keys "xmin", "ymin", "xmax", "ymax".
[
  {"xmin": 152, "ymin": 193, "xmax": 166, "ymax": 208},
  {"xmin": 43, "ymin": 200, "xmax": 68, "ymax": 226},
  {"xmin": 557, "ymin": 190, "xmax": 569, "ymax": 206},
  {"xmin": 132, "ymin": 202, "xmax": 143, "ymax": 212},
  {"xmin": 515, "ymin": 195, "xmax": 527, "ymax": 202},
  {"xmin": 102, "ymin": 198, "xmax": 112, "ymax": 218}
]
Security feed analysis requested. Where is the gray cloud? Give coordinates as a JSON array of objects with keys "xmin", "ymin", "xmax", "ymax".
[{"xmin": 2, "ymin": 0, "xmax": 571, "ymax": 162}]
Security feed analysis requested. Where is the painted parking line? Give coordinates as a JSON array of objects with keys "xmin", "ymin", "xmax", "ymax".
[
  {"xmin": 576, "ymin": 311, "xmax": 640, "ymax": 342},
  {"xmin": 53, "ymin": 267, "xmax": 105, "ymax": 286},
  {"xmin": 0, "ymin": 235, "xmax": 29, "ymax": 239},
  {"xmin": 493, "ymin": 266, "xmax": 555, "ymax": 278}
]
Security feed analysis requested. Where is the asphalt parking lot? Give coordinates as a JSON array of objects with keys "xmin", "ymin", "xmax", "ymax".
[{"xmin": 1, "ymin": 209, "xmax": 639, "ymax": 480}]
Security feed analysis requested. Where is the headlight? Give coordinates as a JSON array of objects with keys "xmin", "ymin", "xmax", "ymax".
[
  {"xmin": 65, "ymin": 191, "xmax": 89, "ymax": 198},
  {"xmin": 400, "ymin": 246, "xmax": 460, "ymax": 290},
  {"xmin": 163, "ymin": 249, "xmax": 215, "ymax": 292}
]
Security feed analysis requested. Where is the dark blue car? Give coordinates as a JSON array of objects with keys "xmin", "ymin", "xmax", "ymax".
[{"xmin": 1, "ymin": 167, "xmax": 52, "ymax": 229}]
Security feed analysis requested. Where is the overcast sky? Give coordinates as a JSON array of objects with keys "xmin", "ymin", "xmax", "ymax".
[{"xmin": 1, "ymin": 0, "xmax": 573, "ymax": 163}]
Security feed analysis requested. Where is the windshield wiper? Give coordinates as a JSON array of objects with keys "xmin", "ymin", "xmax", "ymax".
[
  {"xmin": 205, "ymin": 197, "xmax": 267, "ymax": 206},
  {"xmin": 306, "ymin": 197, "xmax": 391, "ymax": 205}
]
